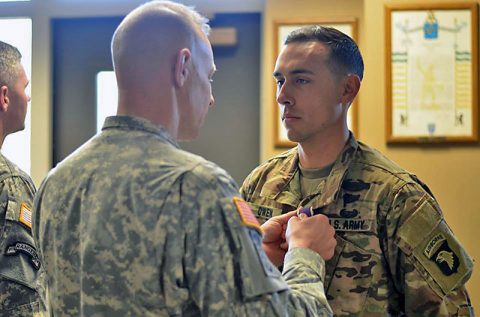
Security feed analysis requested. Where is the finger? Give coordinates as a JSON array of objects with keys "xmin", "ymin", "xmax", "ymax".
[
  {"xmin": 327, "ymin": 225, "xmax": 336, "ymax": 237},
  {"xmin": 271, "ymin": 210, "xmax": 299, "ymax": 224},
  {"xmin": 315, "ymin": 213, "xmax": 330, "ymax": 223},
  {"xmin": 287, "ymin": 215, "xmax": 300, "ymax": 226}
]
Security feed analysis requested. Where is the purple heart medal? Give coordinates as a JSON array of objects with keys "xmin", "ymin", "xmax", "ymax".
[{"xmin": 297, "ymin": 206, "xmax": 313, "ymax": 218}]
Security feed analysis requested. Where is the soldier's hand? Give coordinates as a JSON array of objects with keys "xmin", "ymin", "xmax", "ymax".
[
  {"xmin": 261, "ymin": 210, "xmax": 297, "ymax": 266},
  {"xmin": 286, "ymin": 213, "xmax": 336, "ymax": 261}
]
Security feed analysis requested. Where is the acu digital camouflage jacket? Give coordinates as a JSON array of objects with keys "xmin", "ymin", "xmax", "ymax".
[
  {"xmin": 33, "ymin": 116, "xmax": 333, "ymax": 317},
  {"xmin": 0, "ymin": 154, "xmax": 47, "ymax": 317}
]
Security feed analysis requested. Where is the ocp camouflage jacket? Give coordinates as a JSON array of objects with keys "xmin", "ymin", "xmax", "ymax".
[{"xmin": 241, "ymin": 136, "xmax": 474, "ymax": 316}]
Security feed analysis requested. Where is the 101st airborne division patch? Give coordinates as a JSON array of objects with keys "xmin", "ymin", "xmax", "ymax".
[{"xmin": 424, "ymin": 233, "xmax": 460, "ymax": 276}]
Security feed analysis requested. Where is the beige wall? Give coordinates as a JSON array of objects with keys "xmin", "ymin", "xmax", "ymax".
[{"xmin": 263, "ymin": 0, "xmax": 479, "ymax": 309}]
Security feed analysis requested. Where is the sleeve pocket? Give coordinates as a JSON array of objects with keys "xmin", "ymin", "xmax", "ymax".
[
  {"xmin": 219, "ymin": 196, "xmax": 289, "ymax": 300},
  {"xmin": 396, "ymin": 195, "xmax": 473, "ymax": 296},
  {"xmin": 0, "ymin": 222, "xmax": 40, "ymax": 290}
]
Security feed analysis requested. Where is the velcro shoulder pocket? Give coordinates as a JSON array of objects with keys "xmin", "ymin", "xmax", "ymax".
[
  {"xmin": 397, "ymin": 195, "xmax": 473, "ymax": 296},
  {"xmin": 220, "ymin": 197, "xmax": 288, "ymax": 300},
  {"xmin": 0, "ymin": 222, "xmax": 40, "ymax": 290}
]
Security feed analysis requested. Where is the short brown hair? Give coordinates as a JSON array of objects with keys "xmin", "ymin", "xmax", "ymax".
[
  {"xmin": 285, "ymin": 25, "xmax": 364, "ymax": 80},
  {"xmin": 0, "ymin": 41, "xmax": 22, "ymax": 86}
]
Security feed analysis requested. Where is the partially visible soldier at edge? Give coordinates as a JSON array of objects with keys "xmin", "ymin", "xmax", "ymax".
[
  {"xmin": 0, "ymin": 41, "xmax": 47, "ymax": 316},
  {"xmin": 240, "ymin": 25, "xmax": 474, "ymax": 316},
  {"xmin": 33, "ymin": 1, "xmax": 336, "ymax": 316}
]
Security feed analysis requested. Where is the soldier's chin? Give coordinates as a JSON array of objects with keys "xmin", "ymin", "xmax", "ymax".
[
  {"xmin": 286, "ymin": 133, "xmax": 301, "ymax": 143},
  {"xmin": 12, "ymin": 123, "xmax": 26, "ymax": 134}
]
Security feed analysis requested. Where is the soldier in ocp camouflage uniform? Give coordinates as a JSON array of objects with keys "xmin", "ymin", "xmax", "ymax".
[
  {"xmin": 0, "ymin": 41, "xmax": 47, "ymax": 316},
  {"xmin": 241, "ymin": 26, "xmax": 474, "ymax": 316},
  {"xmin": 33, "ymin": 1, "xmax": 337, "ymax": 316}
]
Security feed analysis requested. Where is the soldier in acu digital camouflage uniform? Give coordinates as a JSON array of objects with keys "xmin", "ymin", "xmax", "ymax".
[
  {"xmin": 241, "ymin": 26, "xmax": 474, "ymax": 316},
  {"xmin": 0, "ymin": 41, "xmax": 47, "ymax": 316},
  {"xmin": 33, "ymin": 1, "xmax": 338, "ymax": 316}
]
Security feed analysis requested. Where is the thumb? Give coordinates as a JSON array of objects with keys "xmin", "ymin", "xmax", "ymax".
[
  {"xmin": 277, "ymin": 210, "xmax": 298, "ymax": 220},
  {"xmin": 287, "ymin": 216, "xmax": 300, "ymax": 226}
]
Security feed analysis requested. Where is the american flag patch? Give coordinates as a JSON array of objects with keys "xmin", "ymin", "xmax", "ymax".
[
  {"xmin": 233, "ymin": 197, "xmax": 262, "ymax": 234},
  {"xmin": 19, "ymin": 203, "xmax": 32, "ymax": 229}
]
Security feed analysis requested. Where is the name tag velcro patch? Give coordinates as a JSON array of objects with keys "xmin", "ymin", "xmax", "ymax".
[
  {"xmin": 19, "ymin": 203, "xmax": 32, "ymax": 229},
  {"xmin": 424, "ymin": 233, "xmax": 459, "ymax": 276},
  {"xmin": 330, "ymin": 218, "xmax": 372, "ymax": 232},
  {"xmin": 5, "ymin": 242, "xmax": 41, "ymax": 270},
  {"xmin": 257, "ymin": 206, "xmax": 273, "ymax": 219},
  {"xmin": 233, "ymin": 197, "xmax": 262, "ymax": 235}
]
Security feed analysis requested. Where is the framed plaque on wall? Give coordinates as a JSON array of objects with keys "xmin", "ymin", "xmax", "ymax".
[{"xmin": 385, "ymin": 3, "xmax": 478, "ymax": 143}]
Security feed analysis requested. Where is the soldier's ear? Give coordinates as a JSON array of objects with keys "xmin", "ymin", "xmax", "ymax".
[
  {"xmin": 0, "ymin": 85, "xmax": 9, "ymax": 112},
  {"xmin": 174, "ymin": 48, "xmax": 192, "ymax": 88},
  {"xmin": 340, "ymin": 74, "xmax": 360, "ymax": 107}
]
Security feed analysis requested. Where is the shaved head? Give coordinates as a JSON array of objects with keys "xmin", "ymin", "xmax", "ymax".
[
  {"xmin": 110, "ymin": 1, "xmax": 215, "ymax": 140},
  {"xmin": 111, "ymin": 1, "xmax": 210, "ymax": 88},
  {"xmin": 0, "ymin": 41, "xmax": 22, "ymax": 87}
]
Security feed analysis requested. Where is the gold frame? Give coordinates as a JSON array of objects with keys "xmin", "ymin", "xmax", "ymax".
[
  {"xmin": 273, "ymin": 18, "xmax": 359, "ymax": 148},
  {"xmin": 385, "ymin": 2, "xmax": 478, "ymax": 143}
]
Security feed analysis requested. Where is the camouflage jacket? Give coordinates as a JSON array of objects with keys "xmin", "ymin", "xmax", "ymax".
[
  {"xmin": 0, "ymin": 153, "xmax": 46, "ymax": 317},
  {"xmin": 33, "ymin": 115, "xmax": 333, "ymax": 316},
  {"xmin": 241, "ymin": 136, "xmax": 474, "ymax": 316}
]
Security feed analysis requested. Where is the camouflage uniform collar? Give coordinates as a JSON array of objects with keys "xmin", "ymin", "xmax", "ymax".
[
  {"xmin": 314, "ymin": 135, "xmax": 358, "ymax": 208},
  {"xmin": 102, "ymin": 115, "xmax": 179, "ymax": 148},
  {"xmin": 262, "ymin": 135, "xmax": 359, "ymax": 208},
  {"xmin": 260, "ymin": 148, "xmax": 299, "ymax": 201}
]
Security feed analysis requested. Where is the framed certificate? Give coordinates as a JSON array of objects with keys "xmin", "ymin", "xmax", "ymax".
[
  {"xmin": 385, "ymin": 3, "xmax": 478, "ymax": 143},
  {"xmin": 273, "ymin": 18, "xmax": 358, "ymax": 148}
]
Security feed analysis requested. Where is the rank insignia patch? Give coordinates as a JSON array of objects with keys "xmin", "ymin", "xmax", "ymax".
[
  {"xmin": 424, "ymin": 233, "xmax": 459, "ymax": 276},
  {"xmin": 233, "ymin": 197, "xmax": 262, "ymax": 234},
  {"xmin": 19, "ymin": 203, "xmax": 32, "ymax": 229}
]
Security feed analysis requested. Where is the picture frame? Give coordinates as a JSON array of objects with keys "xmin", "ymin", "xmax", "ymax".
[
  {"xmin": 273, "ymin": 18, "xmax": 358, "ymax": 148},
  {"xmin": 385, "ymin": 3, "xmax": 478, "ymax": 143}
]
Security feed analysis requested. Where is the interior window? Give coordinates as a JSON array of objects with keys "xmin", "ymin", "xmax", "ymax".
[
  {"xmin": 0, "ymin": 18, "xmax": 32, "ymax": 174},
  {"xmin": 96, "ymin": 71, "xmax": 117, "ymax": 133}
]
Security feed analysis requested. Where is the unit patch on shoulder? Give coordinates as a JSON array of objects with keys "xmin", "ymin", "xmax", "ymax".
[
  {"xmin": 5, "ymin": 242, "xmax": 41, "ymax": 270},
  {"xmin": 233, "ymin": 197, "xmax": 262, "ymax": 235},
  {"xmin": 424, "ymin": 233, "xmax": 459, "ymax": 276},
  {"xmin": 19, "ymin": 203, "xmax": 32, "ymax": 229}
]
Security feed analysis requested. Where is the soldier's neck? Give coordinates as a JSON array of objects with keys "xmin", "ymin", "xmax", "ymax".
[{"xmin": 298, "ymin": 128, "xmax": 348, "ymax": 169}]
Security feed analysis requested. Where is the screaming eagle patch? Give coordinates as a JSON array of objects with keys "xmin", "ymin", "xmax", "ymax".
[{"xmin": 424, "ymin": 233, "xmax": 459, "ymax": 276}]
